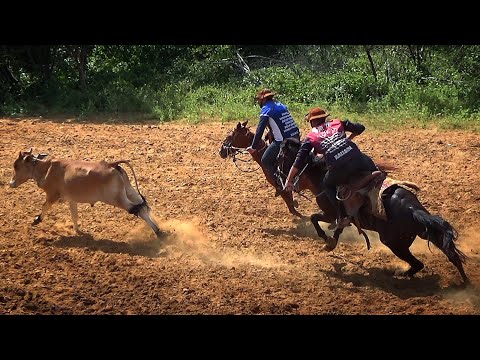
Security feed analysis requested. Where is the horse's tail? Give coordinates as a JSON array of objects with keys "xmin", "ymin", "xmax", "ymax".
[
  {"xmin": 374, "ymin": 159, "xmax": 397, "ymax": 172},
  {"xmin": 412, "ymin": 210, "xmax": 467, "ymax": 265}
]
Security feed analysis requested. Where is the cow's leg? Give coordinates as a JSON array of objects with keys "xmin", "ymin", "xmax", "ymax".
[
  {"xmin": 33, "ymin": 193, "xmax": 60, "ymax": 225},
  {"xmin": 116, "ymin": 166, "xmax": 144, "ymax": 204},
  {"xmin": 136, "ymin": 206, "xmax": 163, "ymax": 238},
  {"xmin": 69, "ymin": 201, "xmax": 79, "ymax": 232},
  {"xmin": 109, "ymin": 192, "xmax": 163, "ymax": 238},
  {"xmin": 117, "ymin": 174, "xmax": 163, "ymax": 238},
  {"xmin": 124, "ymin": 184, "xmax": 143, "ymax": 204}
]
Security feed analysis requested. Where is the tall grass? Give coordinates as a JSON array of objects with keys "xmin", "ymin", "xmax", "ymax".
[{"xmin": 2, "ymin": 51, "xmax": 480, "ymax": 132}]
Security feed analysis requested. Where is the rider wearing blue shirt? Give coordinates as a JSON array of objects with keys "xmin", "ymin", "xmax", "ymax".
[{"xmin": 247, "ymin": 89, "xmax": 300, "ymax": 193}]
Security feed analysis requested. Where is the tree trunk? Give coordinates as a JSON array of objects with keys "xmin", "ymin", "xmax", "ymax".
[
  {"xmin": 78, "ymin": 46, "xmax": 88, "ymax": 90},
  {"xmin": 363, "ymin": 45, "xmax": 377, "ymax": 82},
  {"xmin": 0, "ymin": 65, "xmax": 19, "ymax": 88},
  {"xmin": 383, "ymin": 47, "xmax": 391, "ymax": 84}
]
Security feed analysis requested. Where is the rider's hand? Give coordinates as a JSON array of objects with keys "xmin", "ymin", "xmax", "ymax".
[
  {"xmin": 284, "ymin": 180, "xmax": 294, "ymax": 192},
  {"xmin": 246, "ymin": 146, "xmax": 256, "ymax": 154}
]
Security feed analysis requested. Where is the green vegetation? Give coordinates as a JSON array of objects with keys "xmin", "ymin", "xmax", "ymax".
[{"xmin": 1, "ymin": 45, "xmax": 480, "ymax": 131}]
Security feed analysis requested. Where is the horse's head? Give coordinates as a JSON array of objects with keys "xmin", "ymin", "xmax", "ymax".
[
  {"xmin": 277, "ymin": 137, "xmax": 302, "ymax": 174},
  {"xmin": 219, "ymin": 121, "xmax": 253, "ymax": 159}
]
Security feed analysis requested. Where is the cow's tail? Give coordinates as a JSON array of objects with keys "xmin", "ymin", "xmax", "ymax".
[{"xmin": 109, "ymin": 160, "xmax": 141, "ymax": 195}]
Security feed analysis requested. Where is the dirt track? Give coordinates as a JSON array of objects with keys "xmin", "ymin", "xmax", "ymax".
[{"xmin": 1, "ymin": 117, "xmax": 480, "ymax": 314}]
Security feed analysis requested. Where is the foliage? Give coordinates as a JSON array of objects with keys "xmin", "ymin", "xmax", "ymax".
[{"xmin": 1, "ymin": 45, "xmax": 480, "ymax": 131}]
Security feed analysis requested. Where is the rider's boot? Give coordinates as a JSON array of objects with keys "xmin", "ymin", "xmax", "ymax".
[
  {"xmin": 326, "ymin": 189, "xmax": 351, "ymax": 230},
  {"xmin": 267, "ymin": 173, "xmax": 283, "ymax": 197}
]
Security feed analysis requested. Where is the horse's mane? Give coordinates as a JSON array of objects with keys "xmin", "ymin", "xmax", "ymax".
[{"xmin": 281, "ymin": 137, "xmax": 327, "ymax": 173}]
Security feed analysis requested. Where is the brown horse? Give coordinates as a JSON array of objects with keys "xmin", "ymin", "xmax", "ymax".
[
  {"xmin": 277, "ymin": 137, "xmax": 469, "ymax": 284},
  {"xmin": 219, "ymin": 121, "xmax": 321, "ymax": 218}
]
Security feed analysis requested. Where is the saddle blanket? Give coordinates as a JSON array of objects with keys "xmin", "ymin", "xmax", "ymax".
[{"xmin": 368, "ymin": 177, "xmax": 420, "ymax": 220}]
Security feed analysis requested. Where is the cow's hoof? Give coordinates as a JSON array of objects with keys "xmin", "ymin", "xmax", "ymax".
[
  {"xmin": 32, "ymin": 215, "xmax": 42, "ymax": 225},
  {"xmin": 158, "ymin": 248, "xmax": 168, "ymax": 257},
  {"xmin": 323, "ymin": 236, "xmax": 338, "ymax": 252},
  {"xmin": 155, "ymin": 230, "xmax": 166, "ymax": 239}
]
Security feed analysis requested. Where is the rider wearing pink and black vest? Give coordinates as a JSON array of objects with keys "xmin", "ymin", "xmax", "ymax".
[{"xmin": 291, "ymin": 107, "xmax": 377, "ymax": 225}]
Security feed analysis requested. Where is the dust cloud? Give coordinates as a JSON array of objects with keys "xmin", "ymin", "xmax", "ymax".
[
  {"xmin": 126, "ymin": 216, "xmax": 286, "ymax": 269},
  {"xmin": 443, "ymin": 286, "xmax": 480, "ymax": 311},
  {"xmin": 457, "ymin": 226, "xmax": 480, "ymax": 257}
]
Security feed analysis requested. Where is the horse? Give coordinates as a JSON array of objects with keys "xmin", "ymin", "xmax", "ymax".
[
  {"xmin": 219, "ymin": 121, "xmax": 318, "ymax": 218},
  {"xmin": 277, "ymin": 137, "xmax": 469, "ymax": 285}
]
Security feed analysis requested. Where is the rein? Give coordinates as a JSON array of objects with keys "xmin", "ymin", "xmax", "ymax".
[
  {"xmin": 277, "ymin": 147, "xmax": 325, "ymax": 203},
  {"xmin": 223, "ymin": 143, "xmax": 267, "ymax": 173}
]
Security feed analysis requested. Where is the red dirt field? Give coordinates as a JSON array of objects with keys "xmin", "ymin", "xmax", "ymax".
[{"xmin": 1, "ymin": 117, "xmax": 479, "ymax": 315}]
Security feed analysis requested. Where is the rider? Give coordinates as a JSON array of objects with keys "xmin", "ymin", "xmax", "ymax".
[
  {"xmin": 283, "ymin": 107, "xmax": 378, "ymax": 228},
  {"xmin": 246, "ymin": 89, "xmax": 300, "ymax": 194}
]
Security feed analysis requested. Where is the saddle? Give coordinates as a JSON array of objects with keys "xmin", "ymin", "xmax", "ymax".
[
  {"xmin": 337, "ymin": 170, "xmax": 386, "ymax": 218},
  {"xmin": 335, "ymin": 171, "xmax": 420, "ymax": 249}
]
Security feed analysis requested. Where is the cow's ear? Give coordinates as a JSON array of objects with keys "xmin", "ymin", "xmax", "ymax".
[
  {"xmin": 27, "ymin": 148, "xmax": 32, "ymax": 154},
  {"xmin": 236, "ymin": 122, "xmax": 241, "ymax": 129},
  {"xmin": 18, "ymin": 151, "xmax": 23, "ymax": 158},
  {"xmin": 241, "ymin": 120, "xmax": 248, "ymax": 128}
]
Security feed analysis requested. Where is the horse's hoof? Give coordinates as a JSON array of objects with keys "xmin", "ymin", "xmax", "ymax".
[
  {"xmin": 323, "ymin": 236, "xmax": 338, "ymax": 251},
  {"xmin": 394, "ymin": 269, "xmax": 407, "ymax": 277},
  {"xmin": 393, "ymin": 269, "xmax": 415, "ymax": 278}
]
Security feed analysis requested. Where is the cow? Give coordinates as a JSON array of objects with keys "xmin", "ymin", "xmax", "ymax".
[{"xmin": 9, "ymin": 149, "xmax": 163, "ymax": 238}]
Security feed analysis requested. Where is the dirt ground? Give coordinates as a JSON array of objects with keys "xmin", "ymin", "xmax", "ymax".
[{"xmin": 1, "ymin": 117, "xmax": 480, "ymax": 315}]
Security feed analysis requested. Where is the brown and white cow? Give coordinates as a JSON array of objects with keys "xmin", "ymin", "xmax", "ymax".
[{"xmin": 9, "ymin": 149, "xmax": 163, "ymax": 238}]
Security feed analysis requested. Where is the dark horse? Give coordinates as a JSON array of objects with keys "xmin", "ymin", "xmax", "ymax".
[
  {"xmin": 219, "ymin": 121, "xmax": 320, "ymax": 218},
  {"xmin": 277, "ymin": 137, "xmax": 469, "ymax": 284}
]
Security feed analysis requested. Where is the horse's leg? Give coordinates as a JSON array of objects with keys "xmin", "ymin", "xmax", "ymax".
[
  {"xmin": 385, "ymin": 237, "xmax": 425, "ymax": 278},
  {"xmin": 311, "ymin": 212, "xmax": 342, "ymax": 251},
  {"xmin": 311, "ymin": 213, "xmax": 328, "ymax": 241},
  {"xmin": 325, "ymin": 227, "xmax": 346, "ymax": 251},
  {"xmin": 280, "ymin": 191, "xmax": 302, "ymax": 218}
]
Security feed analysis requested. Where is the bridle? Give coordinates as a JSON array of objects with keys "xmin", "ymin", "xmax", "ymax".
[{"xmin": 221, "ymin": 128, "xmax": 266, "ymax": 173}]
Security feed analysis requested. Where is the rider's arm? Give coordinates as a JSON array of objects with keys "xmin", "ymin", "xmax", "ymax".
[
  {"xmin": 343, "ymin": 119, "xmax": 365, "ymax": 140},
  {"xmin": 284, "ymin": 139, "xmax": 313, "ymax": 191},
  {"xmin": 250, "ymin": 115, "xmax": 269, "ymax": 150}
]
